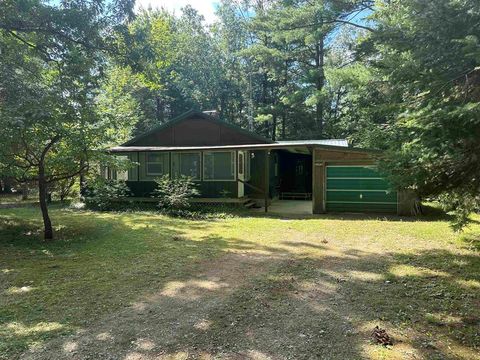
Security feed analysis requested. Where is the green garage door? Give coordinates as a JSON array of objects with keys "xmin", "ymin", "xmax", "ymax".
[{"xmin": 326, "ymin": 166, "xmax": 397, "ymax": 213}]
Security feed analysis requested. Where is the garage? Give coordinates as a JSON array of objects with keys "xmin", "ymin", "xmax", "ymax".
[{"xmin": 325, "ymin": 165, "xmax": 398, "ymax": 213}]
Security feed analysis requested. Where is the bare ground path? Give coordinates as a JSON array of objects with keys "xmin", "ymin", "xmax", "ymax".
[
  {"xmin": 22, "ymin": 252, "xmax": 295, "ymax": 360},
  {"xmin": 2, "ymin": 208, "xmax": 478, "ymax": 360},
  {"xmin": 21, "ymin": 244, "xmax": 479, "ymax": 360}
]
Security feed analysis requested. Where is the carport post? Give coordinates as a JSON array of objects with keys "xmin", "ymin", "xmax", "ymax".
[{"xmin": 264, "ymin": 150, "xmax": 269, "ymax": 212}]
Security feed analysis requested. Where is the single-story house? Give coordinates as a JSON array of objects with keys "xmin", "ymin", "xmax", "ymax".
[{"xmin": 108, "ymin": 109, "xmax": 414, "ymax": 215}]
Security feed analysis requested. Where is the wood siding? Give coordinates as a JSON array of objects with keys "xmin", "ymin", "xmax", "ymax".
[
  {"xmin": 125, "ymin": 180, "xmax": 238, "ymax": 198},
  {"xmin": 132, "ymin": 117, "xmax": 269, "ymax": 147}
]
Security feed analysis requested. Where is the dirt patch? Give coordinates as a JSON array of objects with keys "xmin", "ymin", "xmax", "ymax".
[
  {"xmin": 21, "ymin": 252, "xmax": 278, "ymax": 360},
  {"xmin": 10, "ymin": 211, "xmax": 479, "ymax": 360}
]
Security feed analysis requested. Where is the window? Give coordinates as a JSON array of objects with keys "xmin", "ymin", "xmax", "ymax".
[
  {"xmin": 100, "ymin": 165, "xmax": 108, "ymax": 179},
  {"xmin": 116, "ymin": 155, "xmax": 129, "ymax": 180},
  {"xmin": 171, "ymin": 152, "xmax": 200, "ymax": 179},
  {"xmin": 203, "ymin": 151, "xmax": 235, "ymax": 180},
  {"xmin": 146, "ymin": 152, "xmax": 169, "ymax": 176}
]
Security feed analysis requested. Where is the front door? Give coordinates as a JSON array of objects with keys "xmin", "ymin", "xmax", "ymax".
[
  {"xmin": 294, "ymin": 158, "xmax": 308, "ymax": 192},
  {"xmin": 238, "ymin": 151, "xmax": 245, "ymax": 197}
]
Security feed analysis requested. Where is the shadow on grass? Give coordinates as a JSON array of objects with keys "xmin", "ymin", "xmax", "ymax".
[
  {"xmin": 460, "ymin": 231, "xmax": 480, "ymax": 252},
  {"xmin": 236, "ymin": 202, "xmax": 463, "ymax": 224},
  {"xmin": 0, "ymin": 207, "xmax": 228, "ymax": 359},
  {"xmin": 1, "ymin": 206, "xmax": 479, "ymax": 360}
]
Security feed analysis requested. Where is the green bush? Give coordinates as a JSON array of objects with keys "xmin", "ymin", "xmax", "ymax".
[
  {"xmin": 51, "ymin": 178, "xmax": 79, "ymax": 202},
  {"xmin": 152, "ymin": 175, "xmax": 199, "ymax": 212},
  {"xmin": 84, "ymin": 178, "xmax": 131, "ymax": 211}
]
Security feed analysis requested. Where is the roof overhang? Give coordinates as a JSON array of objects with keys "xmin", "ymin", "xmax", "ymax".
[{"xmin": 109, "ymin": 142, "xmax": 377, "ymax": 154}]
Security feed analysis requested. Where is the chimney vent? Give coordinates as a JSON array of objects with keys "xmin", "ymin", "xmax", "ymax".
[{"xmin": 203, "ymin": 110, "xmax": 219, "ymax": 118}]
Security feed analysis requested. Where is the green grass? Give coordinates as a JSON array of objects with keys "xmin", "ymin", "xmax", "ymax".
[
  {"xmin": 0, "ymin": 205, "xmax": 479, "ymax": 359},
  {"xmin": 0, "ymin": 194, "xmax": 35, "ymax": 205}
]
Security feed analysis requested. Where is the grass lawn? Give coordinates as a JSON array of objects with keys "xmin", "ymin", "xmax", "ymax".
[
  {"xmin": 0, "ymin": 205, "xmax": 479, "ymax": 359},
  {"xmin": 0, "ymin": 194, "xmax": 38, "ymax": 206}
]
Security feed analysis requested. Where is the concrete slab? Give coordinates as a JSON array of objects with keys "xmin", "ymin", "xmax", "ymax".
[{"xmin": 253, "ymin": 200, "xmax": 312, "ymax": 215}]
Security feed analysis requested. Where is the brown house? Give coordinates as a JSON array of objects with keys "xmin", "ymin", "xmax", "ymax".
[{"xmin": 108, "ymin": 110, "xmax": 414, "ymax": 215}]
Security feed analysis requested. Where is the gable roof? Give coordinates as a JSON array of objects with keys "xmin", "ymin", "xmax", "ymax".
[{"xmin": 122, "ymin": 109, "xmax": 273, "ymax": 146}]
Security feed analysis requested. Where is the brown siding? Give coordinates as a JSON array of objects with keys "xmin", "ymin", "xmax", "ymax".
[
  {"xmin": 135, "ymin": 127, "xmax": 174, "ymax": 146},
  {"xmin": 312, "ymin": 151, "xmax": 325, "ymax": 213},
  {"xmin": 397, "ymin": 190, "xmax": 418, "ymax": 216},
  {"xmin": 130, "ymin": 117, "xmax": 268, "ymax": 147},
  {"xmin": 173, "ymin": 119, "xmax": 221, "ymax": 146},
  {"xmin": 314, "ymin": 148, "xmax": 375, "ymax": 162},
  {"xmin": 311, "ymin": 147, "xmax": 416, "ymax": 215},
  {"xmin": 219, "ymin": 126, "xmax": 265, "ymax": 145}
]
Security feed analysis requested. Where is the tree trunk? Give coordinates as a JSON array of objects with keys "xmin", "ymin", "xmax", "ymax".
[
  {"xmin": 315, "ymin": 37, "xmax": 325, "ymax": 137},
  {"xmin": 21, "ymin": 183, "xmax": 28, "ymax": 200},
  {"xmin": 282, "ymin": 57, "xmax": 288, "ymax": 140},
  {"xmin": 79, "ymin": 157, "xmax": 86, "ymax": 197},
  {"xmin": 155, "ymin": 95, "xmax": 163, "ymax": 123},
  {"xmin": 38, "ymin": 165, "xmax": 53, "ymax": 240},
  {"xmin": 272, "ymin": 114, "xmax": 277, "ymax": 141}
]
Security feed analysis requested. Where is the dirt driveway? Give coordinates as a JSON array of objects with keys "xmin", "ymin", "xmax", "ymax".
[
  {"xmin": 2, "ymin": 208, "xmax": 477, "ymax": 360},
  {"xmin": 22, "ymin": 243, "xmax": 479, "ymax": 360}
]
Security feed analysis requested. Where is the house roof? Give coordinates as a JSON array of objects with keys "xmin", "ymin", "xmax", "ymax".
[
  {"xmin": 122, "ymin": 109, "xmax": 273, "ymax": 146},
  {"xmin": 107, "ymin": 140, "xmax": 377, "ymax": 154},
  {"xmin": 276, "ymin": 140, "xmax": 349, "ymax": 147},
  {"xmin": 111, "ymin": 109, "xmax": 362, "ymax": 153}
]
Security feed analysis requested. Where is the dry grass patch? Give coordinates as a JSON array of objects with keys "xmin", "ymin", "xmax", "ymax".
[{"xmin": 0, "ymin": 205, "xmax": 479, "ymax": 359}]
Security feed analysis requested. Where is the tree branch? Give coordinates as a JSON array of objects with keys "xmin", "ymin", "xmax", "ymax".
[
  {"xmin": 0, "ymin": 22, "xmax": 105, "ymax": 51},
  {"xmin": 4, "ymin": 30, "xmax": 58, "ymax": 62},
  {"xmin": 47, "ymin": 164, "xmax": 89, "ymax": 184},
  {"xmin": 281, "ymin": 19, "xmax": 375, "ymax": 33},
  {"xmin": 40, "ymin": 135, "xmax": 61, "ymax": 162},
  {"xmin": 330, "ymin": 19, "xmax": 374, "ymax": 32}
]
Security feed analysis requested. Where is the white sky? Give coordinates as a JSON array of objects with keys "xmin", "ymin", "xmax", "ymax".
[{"xmin": 135, "ymin": 0, "xmax": 219, "ymax": 23}]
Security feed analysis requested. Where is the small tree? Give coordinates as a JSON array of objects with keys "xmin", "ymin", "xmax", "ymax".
[{"xmin": 152, "ymin": 175, "xmax": 199, "ymax": 210}]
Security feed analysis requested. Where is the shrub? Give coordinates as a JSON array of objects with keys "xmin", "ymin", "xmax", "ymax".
[
  {"xmin": 51, "ymin": 178, "xmax": 79, "ymax": 202},
  {"xmin": 84, "ymin": 178, "xmax": 131, "ymax": 211},
  {"xmin": 152, "ymin": 175, "xmax": 199, "ymax": 213},
  {"xmin": 437, "ymin": 191, "xmax": 480, "ymax": 232}
]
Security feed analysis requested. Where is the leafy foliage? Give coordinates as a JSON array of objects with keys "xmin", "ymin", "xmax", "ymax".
[
  {"xmin": 0, "ymin": 0, "xmax": 134, "ymax": 238},
  {"xmin": 2, "ymin": 0, "xmax": 479, "ymax": 231},
  {"xmin": 361, "ymin": 0, "xmax": 480, "ymax": 229},
  {"xmin": 152, "ymin": 175, "xmax": 199, "ymax": 211},
  {"xmin": 84, "ymin": 178, "xmax": 131, "ymax": 211}
]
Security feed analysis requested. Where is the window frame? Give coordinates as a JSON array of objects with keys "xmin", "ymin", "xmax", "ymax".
[
  {"xmin": 202, "ymin": 150, "xmax": 237, "ymax": 182},
  {"xmin": 238, "ymin": 152, "xmax": 244, "ymax": 176},
  {"xmin": 146, "ymin": 152, "xmax": 169, "ymax": 177},
  {"xmin": 171, "ymin": 151, "xmax": 201, "ymax": 180}
]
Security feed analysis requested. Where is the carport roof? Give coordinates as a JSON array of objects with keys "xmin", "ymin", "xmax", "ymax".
[{"xmin": 107, "ymin": 139, "xmax": 375, "ymax": 153}]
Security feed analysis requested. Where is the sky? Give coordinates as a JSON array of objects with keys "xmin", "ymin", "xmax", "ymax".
[{"xmin": 134, "ymin": 0, "xmax": 219, "ymax": 23}]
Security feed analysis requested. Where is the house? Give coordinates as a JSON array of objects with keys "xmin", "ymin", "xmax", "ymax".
[{"xmin": 108, "ymin": 110, "xmax": 415, "ymax": 215}]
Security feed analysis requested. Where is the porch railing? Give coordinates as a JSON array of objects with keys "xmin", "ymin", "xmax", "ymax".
[{"xmin": 237, "ymin": 179, "xmax": 268, "ymax": 212}]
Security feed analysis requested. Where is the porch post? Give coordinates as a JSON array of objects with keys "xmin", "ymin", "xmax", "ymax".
[
  {"xmin": 264, "ymin": 150, "xmax": 269, "ymax": 212},
  {"xmin": 312, "ymin": 147, "xmax": 326, "ymax": 214}
]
